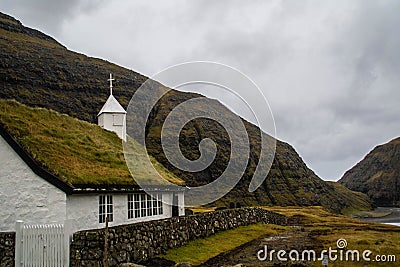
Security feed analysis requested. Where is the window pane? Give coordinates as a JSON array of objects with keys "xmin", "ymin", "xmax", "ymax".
[
  {"xmin": 141, "ymin": 194, "xmax": 146, "ymax": 217},
  {"xmin": 158, "ymin": 194, "xmax": 163, "ymax": 215},
  {"xmin": 134, "ymin": 196, "xmax": 140, "ymax": 218},
  {"xmin": 99, "ymin": 195, "xmax": 105, "ymax": 223},
  {"xmin": 153, "ymin": 197, "xmax": 158, "ymax": 215},
  {"xmin": 147, "ymin": 195, "xmax": 152, "ymax": 216},
  {"xmin": 128, "ymin": 194, "xmax": 133, "ymax": 219}
]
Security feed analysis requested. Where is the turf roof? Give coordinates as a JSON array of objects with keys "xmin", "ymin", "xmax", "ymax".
[{"xmin": 0, "ymin": 99, "xmax": 184, "ymax": 187}]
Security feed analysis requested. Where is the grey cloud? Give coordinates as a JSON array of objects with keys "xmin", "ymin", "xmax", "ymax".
[{"xmin": 1, "ymin": 0, "xmax": 105, "ymax": 35}]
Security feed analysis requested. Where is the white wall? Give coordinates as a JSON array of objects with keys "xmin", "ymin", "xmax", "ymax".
[
  {"xmin": 98, "ymin": 113, "xmax": 126, "ymax": 141},
  {"xmin": 177, "ymin": 192, "xmax": 185, "ymax": 216},
  {"xmin": 0, "ymin": 136, "xmax": 67, "ymax": 231},
  {"xmin": 67, "ymin": 192, "xmax": 174, "ymax": 232}
]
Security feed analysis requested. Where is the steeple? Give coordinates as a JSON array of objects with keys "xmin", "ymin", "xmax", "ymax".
[{"xmin": 98, "ymin": 74, "xmax": 127, "ymax": 141}]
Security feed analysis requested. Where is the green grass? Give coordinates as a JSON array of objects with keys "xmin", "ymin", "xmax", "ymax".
[
  {"xmin": 161, "ymin": 222, "xmax": 286, "ymax": 265},
  {"xmin": 161, "ymin": 207, "xmax": 400, "ymax": 266},
  {"xmin": 0, "ymin": 99, "xmax": 184, "ymax": 186}
]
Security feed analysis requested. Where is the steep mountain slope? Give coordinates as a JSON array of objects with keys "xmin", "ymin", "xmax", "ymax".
[
  {"xmin": 339, "ymin": 138, "xmax": 400, "ymax": 207},
  {"xmin": 0, "ymin": 12, "xmax": 371, "ymax": 212}
]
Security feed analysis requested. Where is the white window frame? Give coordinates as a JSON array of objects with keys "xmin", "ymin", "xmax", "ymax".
[
  {"xmin": 99, "ymin": 195, "xmax": 113, "ymax": 223},
  {"xmin": 127, "ymin": 193, "xmax": 163, "ymax": 219}
]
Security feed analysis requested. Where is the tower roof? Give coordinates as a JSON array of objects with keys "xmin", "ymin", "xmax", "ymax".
[{"xmin": 97, "ymin": 94, "xmax": 126, "ymax": 116}]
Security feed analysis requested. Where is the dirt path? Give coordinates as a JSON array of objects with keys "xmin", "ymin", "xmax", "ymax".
[{"xmin": 199, "ymin": 227, "xmax": 322, "ymax": 267}]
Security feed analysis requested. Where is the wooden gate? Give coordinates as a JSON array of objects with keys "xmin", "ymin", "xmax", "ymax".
[{"xmin": 15, "ymin": 220, "xmax": 70, "ymax": 267}]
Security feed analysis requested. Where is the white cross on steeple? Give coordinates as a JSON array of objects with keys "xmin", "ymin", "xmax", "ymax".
[{"xmin": 107, "ymin": 73, "xmax": 115, "ymax": 95}]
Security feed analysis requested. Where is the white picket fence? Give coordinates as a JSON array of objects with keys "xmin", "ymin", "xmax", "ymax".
[{"xmin": 15, "ymin": 220, "xmax": 71, "ymax": 267}]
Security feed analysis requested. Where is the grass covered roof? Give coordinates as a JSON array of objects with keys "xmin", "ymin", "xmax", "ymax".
[{"xmin": 0, "ymin": 100, "xmax": 184, "ymax": 187}]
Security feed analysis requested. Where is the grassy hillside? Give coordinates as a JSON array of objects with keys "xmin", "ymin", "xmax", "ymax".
[
  {"xmin": 339, "ymin": 138, "xmax": 400, "ymax": 207},
  {"xmin": 0, "ymin": 99, "xmax": 183, "ymax": 186},
  {"xmin": 0, "ymin": 11, "xmax": 372, "ymax": 212}
]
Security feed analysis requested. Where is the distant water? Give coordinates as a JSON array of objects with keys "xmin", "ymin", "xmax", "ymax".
[
  {"xmin": 385, "ymin": 222, "xmax": 400, "ymax": 227},
  {"xmin": 359, "ymin": 207, "xmax": 400, "ymax": 226}
]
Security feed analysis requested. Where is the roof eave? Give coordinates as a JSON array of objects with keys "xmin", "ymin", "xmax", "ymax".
[
  {"xmin": 97, "ymin": 110, "xmax": 127, "ymax": 116},
  {"xmin": 71, "ymin": 184, "xmax": 185, "ymax": 194}
]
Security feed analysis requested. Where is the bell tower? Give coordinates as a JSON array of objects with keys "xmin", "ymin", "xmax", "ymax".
[{"xmin": 97, "ymin": 73, "xmax": 126, "ymax": 141}]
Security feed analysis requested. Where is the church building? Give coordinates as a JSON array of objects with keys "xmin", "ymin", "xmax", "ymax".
[{"xmin": 0, "ymin": 74, "xmax": 185, "ymax": 233}]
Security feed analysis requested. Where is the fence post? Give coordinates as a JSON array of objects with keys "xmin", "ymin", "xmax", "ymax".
[
  {"xmin": 103, "ymin": 216, "xmax": 109, "ymax": 267},
  {"xmin": 15, "ymin": 220, "xmax": 23, "ymax": 267},
  {"xmin": 63, "ymin": 219, "xmax": 72, "ymax": 267}
]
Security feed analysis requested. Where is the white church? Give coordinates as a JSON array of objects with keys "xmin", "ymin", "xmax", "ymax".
[{"xmin": 0, "ymin": 74, "xmax": 185, "ymax": 233}]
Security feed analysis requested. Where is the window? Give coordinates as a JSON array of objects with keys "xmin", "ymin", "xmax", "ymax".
[
  {"xmin": 147, "ymin": 196, "xmax": 153, "ymax": 216},
  {"xmin": 134, "ymin": 194, "xmax": 140, "ymax": 218},
  {"xmin": 152, "ymin": 196, "xmax": 158, "ymax": 215},
  {"xmin": 128, "ymin": 194, "xmax": 134, "ymax": 219},
  {"xmin": 158, "ymin": 193, "xmax": 163, "ymax": 215},
  {"xmin": 113, "ymin": 114, "xmax": 123, "ymax": 126},
  {"xmin": 99, "ymin": 195, "xmax": 113, "ymax": 223},
  {"xmin": 140, "ymin": 194, "xmax": 146, "ymax": 217},
  {"xmin": 128, "ymin": 193, "xmax": 163, "ymax": 219}
]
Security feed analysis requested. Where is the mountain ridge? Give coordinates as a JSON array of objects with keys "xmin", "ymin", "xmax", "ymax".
[
  {"xmin": 0, "ymin": 11, "xmax": 371, "ymax": 212},
  {"xmin": 339, "ymin": 137, "xmax": 400, "ymax": 207}
]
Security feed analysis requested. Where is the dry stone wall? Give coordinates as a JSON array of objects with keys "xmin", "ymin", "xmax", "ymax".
[{"xmin": 70, "ymin": 207, "xmax": 286, "ymax": 266}]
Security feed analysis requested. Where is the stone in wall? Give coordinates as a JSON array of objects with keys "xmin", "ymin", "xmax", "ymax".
[{"xmin": 0, "ymin": 232, "xmax": 15, "ymax": 267}]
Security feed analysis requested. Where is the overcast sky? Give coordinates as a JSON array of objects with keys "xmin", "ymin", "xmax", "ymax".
[{"xmin": 3, "ymin": 0, "xmax": 400, "ymax": 181}]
